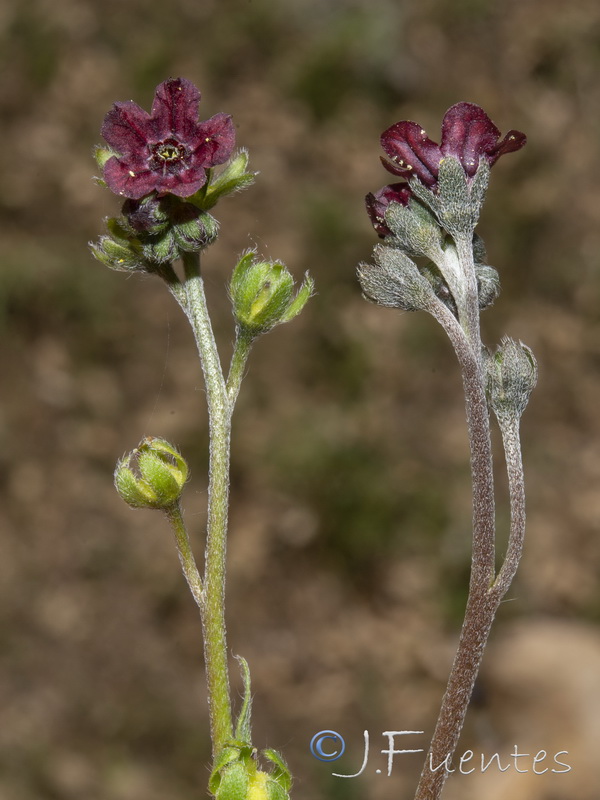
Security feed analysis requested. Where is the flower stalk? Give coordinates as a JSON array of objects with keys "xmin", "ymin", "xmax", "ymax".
[
  {"xmin": 96, "ymin": 77, "xmax": 310, "ymax": 799},
  {"xmin": 360, "ymin": 101, "xmax": 534, "ymax": 800}
]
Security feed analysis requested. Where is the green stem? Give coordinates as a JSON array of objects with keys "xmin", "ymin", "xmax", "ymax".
[
  {"xmin": 165, "ymin": 503, "xmax": 204, "ymax": 609},
  {"xmin": 180, "ymin": 250, "xmax": 233, "ymax": 757},
  {"xmin": 226, "ymin": 330, "xmax": 253, "ymax": 407}
]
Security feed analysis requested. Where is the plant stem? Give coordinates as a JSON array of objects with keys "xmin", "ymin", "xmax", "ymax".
[
  {"xmin": 180, "ymin": 250, "xmax": 233, "ymax": 757},
  {"xmin": 414, "ymin": 289, "xmax": 497, "ymax": 800},
  {"xmin": 491, "ymin": 417, "xmax": 526, "ymax": 598},
  {"xmin": 166, "ymin": 502, "xmax": 204, "ymax": 609},
  {"xmin": 227, "ymin": 330, "xmax": 253, "ymax": 407}
]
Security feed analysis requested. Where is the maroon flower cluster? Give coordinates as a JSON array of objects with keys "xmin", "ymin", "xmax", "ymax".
[
  {"xmin": 366, "ymin": 102, "xmax": 526, "ymax": 236},
  {"xmin": 102, "ymin": 78, "xmax": 235, "ymax": 200}
]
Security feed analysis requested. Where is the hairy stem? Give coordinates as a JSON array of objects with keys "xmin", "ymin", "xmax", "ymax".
[
  {"xmin": 227, "ymin": 330, "xmax": 253, "ymax": 407},
  {"xmin": 180, "ymin": 251, "xmax": 233, "ymax": 757},
  {"xmin": 413, "ymin": 291, "xmax": 496, "ymax": 800},
  {"xmin": 165, "ymin": 502, "xmax": 204, "ymax": 609},
  {"xmin": 491, "ymin": 416, "xmax": 526, "ymax": 598}
]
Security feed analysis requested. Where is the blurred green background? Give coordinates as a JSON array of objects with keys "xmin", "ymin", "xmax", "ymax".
[{"xmin": 2, "ymin": 1, "xmax": 600, "ymax": 799}]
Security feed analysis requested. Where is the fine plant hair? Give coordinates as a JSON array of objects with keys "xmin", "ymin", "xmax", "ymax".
[
  {"xmin": 361, "ymin": 102, "xmax": 536, "ymax": 800},
  {"xmin": 92, "ymin": 77, "xmax": 310, "ymax": 800}
]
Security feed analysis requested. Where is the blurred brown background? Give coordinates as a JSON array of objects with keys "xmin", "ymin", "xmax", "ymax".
[{"xmin": 2, "ymin": 1, "xmax": 600, "ymax": 799}]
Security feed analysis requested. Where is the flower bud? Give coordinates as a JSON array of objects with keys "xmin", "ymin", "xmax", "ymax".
[
  {"xmin": 484, "ymin": 337, "xmax": 537, "ymax": 421},
  {"xmin": 172, "ymin": 208, "xmax": 219, "ymax": 252},
  {"xmin": 114, "ymin": 437, "xmax": 189, "ymax": 510},
  {"xmin": 384, "ymin": 196, "xmax": 445, "ymax": 261},
  {"xmin": 90, "ymin": 232, "xmax": 148, "ymax": 272},
  {"xmin": 122, "ymin": 195, "xmax": 171, "ymax": 236},
  {"xmin": 230, "ymin": 251, "xmax": 313, "ymax": 337},
  {"xmin": 357, "ymin": 244, "xmax": 437, "ymax": 312}
]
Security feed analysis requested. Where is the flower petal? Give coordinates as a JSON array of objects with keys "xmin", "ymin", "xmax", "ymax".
[
  {"xmin": 366, "ymin": 183, "xmax": 412, "ymax": 237},
  {"xmin": 151, "ymin": 77, "xmax": 202, "ymax": 141},
  {"xmin": 103, "ymin": 156, "xmax": 158, "ymax": 199},
  {"xmin": 101, "ymin": 101, "xmax": 155, "ymax": 158},
  {"xmin": 488, "ymin": 129, "xmax": 527, "ymax": 165},
  {"xmin": 192, "ymin": 113, "xmax": 236, "ymax": 167},
  {"xmin": 441, "ymin": 102, "xmax": 501, "ymax": 176},
  {"xmin": 154, "ymin": 168, "xmax": 207, "ymax": 198},
  {"xmin": 381, "ymin": 121, "xmax": 442, "ymax": 187}
]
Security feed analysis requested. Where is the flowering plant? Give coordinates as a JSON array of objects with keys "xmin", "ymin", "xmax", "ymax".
[
  {"xmin": 360, "ymin": 101, "xmax": 535, "ymax": 800},
  {"xmin": 92, "ymin": 78, "xmax": 312, "ymax": 800}
]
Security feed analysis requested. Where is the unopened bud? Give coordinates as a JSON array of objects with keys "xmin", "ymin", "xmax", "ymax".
[
  {"xmin": 230, "ymin": 251, "xmax": 313, "ymax": 337},
  {"xmin": 484, "ymin": 337, "xmax": 537, "ymax": 421},
  {"xmin": 90, "ymin": 232, "xmax": 148, "ymax": 272},
  {"xmin": 357, "ymin": 244, "xmax": 437, "ymax": 312},
  {"xmin": 114, "ymin": 437, "xmax": 189, "ymax": 510},
  {"xmin": 384, "ymin": 196, "xmax": 445, "ymax": 261}
]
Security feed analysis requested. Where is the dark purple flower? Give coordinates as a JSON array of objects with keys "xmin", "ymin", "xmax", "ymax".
[
  {"xmin": 380, "ymin": 102, "xmax": 526, "ymax": 188},
  {"xmin": 101, "ymin": 78, "xmax": 236, "ymax": 199},
  {"xmin": 366, "ymin": 182, "xmax": 412, "ymax": 237}
]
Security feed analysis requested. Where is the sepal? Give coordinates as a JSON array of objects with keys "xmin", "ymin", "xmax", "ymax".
[
  {"xmin": 93, "ymin": 144, "xmax": 117, "ymax": 171},
  {"xmin": 190, "ymin": 149, "xmax": 257, "ymax": 211},
  {"xmin": 410, "ymin": 156, "xmax": 490, "ymax": 238},
  {"xmin": 209, "ymin": 745, "xmax": 291, "ymax": 800}
]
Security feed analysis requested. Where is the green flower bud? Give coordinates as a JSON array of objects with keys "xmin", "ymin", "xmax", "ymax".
[
  {"xmin": 484, "ymin": 337, "xmax": 538, "ymax": 421},
  {"xmin": 140, "ymin": 229, "xmax": 179, "ymax": 264},
  {"xmin": 172, "ymin": 209, "xmax": 219, "ymax": 252},
  {"xmin": 384, "ymin": 197, "xmax": 445, "ymax": 261},
  {"xmin": 357, "ymin": 244, "xmax": 437, "ymax": 312},
  {"xmin": 122, "ymin": 195, "xmax": 171, "ymax": 237},
  {"xmin": 195, "ymin": 149, "xmax": 257, "ymax": 210},
  {"xmin": 90, "ymin": 233, "xmax": 148, "ymax": 272},
  {"xmin": 230, "ymin": 251, "xmax": 313, "ymax": 337},
  {"xmin": 114, "ymin": 437, "xmax": 189, "ymax": 511}
]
